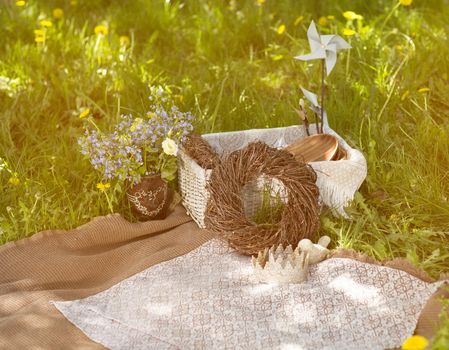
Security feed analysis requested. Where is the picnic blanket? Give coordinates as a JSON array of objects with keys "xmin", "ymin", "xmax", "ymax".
[{"xmin": 0, "ymin": 205, "xmax": 447, "ymax": 349}]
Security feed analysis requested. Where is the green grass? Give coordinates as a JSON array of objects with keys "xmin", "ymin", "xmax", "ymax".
[
  {"xmin": 431, "ymin": 288, "xmax": 449, "ymax": 349},
  {"xmin": 0, "ymin": 0, "xmax": 448, "ymax": 345}
]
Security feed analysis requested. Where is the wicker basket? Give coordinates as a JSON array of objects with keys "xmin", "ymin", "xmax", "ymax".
[{"xmin": 178, "ymin": 124, "xmax": 367, "ymax": 228}]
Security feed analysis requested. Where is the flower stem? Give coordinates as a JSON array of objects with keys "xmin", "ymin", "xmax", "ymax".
[
  {"xmin": 94, "ymin": 35, "xmax": 102, "ymax": 65},
  {"xmin": 87, "ymin": 117, "xmax": 101, "ymax": 133},
  {"xmin": 320, "ymin": 60, "xmax": 325, "ymax": 133},
  {"xmin": 345, "ymin": 39, "xmax": 352, "ymax": 78},
  {"xmin": 103, "ymin": 191, "xmax": 113, "ymax": 214},
  {"xmin": 380, "ymin": 2, "xmax": 400, "ymax": 31}
]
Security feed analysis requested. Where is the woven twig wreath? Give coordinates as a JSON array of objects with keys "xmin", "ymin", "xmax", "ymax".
[
  {"xmin": 205, "ymin": 141, "xmax": 321, "ymax": 255},
  {"xmin": 183, "ymin": 134, "xmax": 221, "ymax": 169}
]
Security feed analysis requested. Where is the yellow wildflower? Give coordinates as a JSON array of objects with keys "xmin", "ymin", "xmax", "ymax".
[
  {"xmin": 119, "ymin": 35, "xmax": 130, "ymax": 47},
  {"xmin": 53, "ymin": 8, "xmax": 64, "ymax": 19},
  {"xmin": 256, "ymin": 0, "xmax": 265, "ymax": 5},
  {"xmin": 16, "ymin": 1, "xmax": 26, "ymax": 7},
  {"xmin": 418, "ymin": 87, "xmax": 430, "ymax": 93},
  {"xmin": 34, "ymin": 29, "xmax": 45, "ymax": 36},
  {"xmin": 34, "ymin": 28, "xmax": 46, "ymax": 43},
  {"xmin": 401, "ymin": 335, "xmax": 428, "ymax": 350},
  {"xmin": 399, "ymin": 0, "xmax": 413, "ymax": 6},
  {"xmin": 343, "ymin": 11, "xmax": 363, "ymax": 20},
  {"xmin": 318, "ymin": 16, "xmax": 328, "ymax": 26},
  {"xmin": 94, "ymin": 25, "xmax": 108, "ymax": 36},
  {"xmin": 79, "ymin": 108, "xmax": 91, "ymax": 119},
  {"xmin": 343, "ymin": 28, "xmax": 356, "ymax": 36},
  {"xmin": 401, "ymin": 90, "xmax": 410, "ymax": 101},
  {"xmin": 327, "ymin": 15, "xmax": 335, "ymax": 20},
  {"xmin": 40, "ymin": 20, "xmax": 53, "ymax": 28},
  {"xmin": 277, "ymin": 24, "xmax": 286, "ymax": 35},
  {"xmin": 96, "ymin": 182, "xmax": 111, "ymax": 191},
  {"xmin": 294, "ymin": 16, "xmax": 304, "ymax": 26},
  {"xmin": 8, "ymin": 177, "xmax": 20, "ymax": 186}
]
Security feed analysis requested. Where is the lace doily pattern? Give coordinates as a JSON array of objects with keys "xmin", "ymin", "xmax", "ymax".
[{"xmin": 53, "ymin": 240, "xmax": 445, "ymax": 350}]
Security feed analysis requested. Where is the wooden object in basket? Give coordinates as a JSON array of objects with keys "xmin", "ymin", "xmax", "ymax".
[
  {"xmin": 285, "ymin": 134, "xmax": 339, "ymax": 163},
  {"xmin": 332, "ymin": 145, "xmax": 347, "ymax": 161}
]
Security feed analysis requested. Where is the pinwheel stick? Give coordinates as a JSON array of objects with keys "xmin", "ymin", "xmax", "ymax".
[
  {"xmin": 296, "ymin": 100, "xmax": 310, "ymax": 136},
  {"xmin": 320, "ymin": 60, "xmax": 325, "ymax": 134}
]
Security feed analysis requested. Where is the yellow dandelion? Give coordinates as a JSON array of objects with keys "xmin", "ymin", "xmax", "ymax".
[
  {"xmin": 277, "ymin": 24, "xmax": 286, "ymax": 35},
  {"xmin": 94, "ymin": 24, "xmax": 108, "ymax": 36},
  {"xmin": 401, "ymin": 335, "xmax": 428, "ymax": 350},
  {"xmin": 34, "ymin": 29, "xmax": 45, "ymax": 43},
  {"xmin": 294, "ymin": 16, "xmax": 304, "ymax": 26},
  {"xmin": 418, "ymin": 87, "xmax": 430, "ymax": 93},
  {"xmin": 119, "ymin": 35, "xmax": 130, "ymax": 47},
  {"xmin": 96, "ymin": 182, "xmax": 111, "ymax": 191},
  {"xmin": 16, "ymin": 1, "xmax": 26, "ymax": 7},
  {"xmin": 34, "ymin": 29, "xmax": 45, "ymax": 36},
  {"xmin": 343, "ymin": 11, "xmax": 363, "ymax": 21},
  {"xmin": 40, "ymin": 20, "xmax": 53, "ymax": 28},
  {"xmin": 79, "ymin": 108, "xmax": 91, "ymax": 119},
  {"xmin": 318, "ymin": 16, "xmax": 328, "ymax": 26},
  {"xmin": 401, "ymin": 90, "xmax": 410, "ymax": 101},
  {"xmin": 343, "ymin": 28, "xmax": 356, "ymax": 36},
  {"xmin": 327, "ymin": 15, "xmax": 335, "ymax": 20},
  {"xmin": 8, "ymin": 177, "xmax": 20, "ymax": 186},
  {"xmin": 399, "ymin": 0, "xmax": 413, "ymax": 6},
  {"xmin": 53, "ymin": 8, "xmax": 64, "ymax": 19}
]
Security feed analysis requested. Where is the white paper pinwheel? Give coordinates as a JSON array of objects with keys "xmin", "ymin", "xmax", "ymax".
[
  {"xmin": 295, "ymin": 20, "xmax": 351, "ymax": 76},
  {"xmin": 300, "ymin": 86, "xmax": 328, "ymax": 125}
]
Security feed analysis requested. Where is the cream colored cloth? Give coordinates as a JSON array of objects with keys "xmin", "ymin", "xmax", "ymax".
[
  {"xmin": 203, "ymin": 124, "xmax": 367, "ymax": 216},
  {"xmin": 0, "ymin": 206, "xmax": 213, "ymax": 349},
  {"xmin": 53, "ymin": 239, "xmax": 446, "ymax": 350},
  {"xmin": 0, "ymin": 206, "xmax": 446, "ymax": 349}
]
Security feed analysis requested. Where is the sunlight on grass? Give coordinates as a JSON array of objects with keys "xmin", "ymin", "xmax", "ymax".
[{"xmin": 0, "ymin": 1, "xmax": 448, "ymax": 342}]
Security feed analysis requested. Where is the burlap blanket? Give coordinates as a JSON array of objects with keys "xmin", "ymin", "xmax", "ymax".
[
  {"xmin": 0, "ymin": 206, "xmax": 213, "ymax": 349},
  {"xmin": 0, "ymin": 206, "xmax": 447, "ymax": 349}
]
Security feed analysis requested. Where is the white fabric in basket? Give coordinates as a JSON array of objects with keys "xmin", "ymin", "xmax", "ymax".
[{"xmin": 203, "ymin": 124, "xmax": 367, "ymax": 216}]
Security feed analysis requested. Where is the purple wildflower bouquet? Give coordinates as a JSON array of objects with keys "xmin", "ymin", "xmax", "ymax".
[{"xmin": 78, "ymin": 87, "xmax": 194, "ymax": 185}]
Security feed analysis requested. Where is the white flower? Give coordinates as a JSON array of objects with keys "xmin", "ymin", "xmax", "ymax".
[
  {"xmin": 96, "ymin": 68, "xmax": 108, "ymax": 77},
  {"xmin": 162, "ymin": 138, "xmax": 178, "ymax": 156}
]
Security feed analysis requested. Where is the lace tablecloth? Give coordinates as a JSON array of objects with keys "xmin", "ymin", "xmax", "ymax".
[{"xmin": 53, "ymin": 240, "xmax": 445, "ymax": 350}]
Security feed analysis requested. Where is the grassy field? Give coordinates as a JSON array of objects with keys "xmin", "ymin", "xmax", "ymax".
[{"xmin": 1, "ymin": 0, "xmax": 448, "ymax": 345}]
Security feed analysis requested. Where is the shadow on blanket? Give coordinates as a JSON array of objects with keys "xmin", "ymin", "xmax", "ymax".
[{"xmin": 0, "ymin": 205, "xmax": 446, "ymax": 349}]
